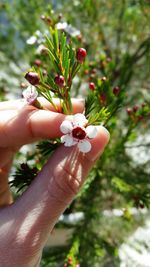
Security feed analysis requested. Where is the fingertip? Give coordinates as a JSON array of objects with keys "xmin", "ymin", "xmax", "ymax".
[
  {"xmin": 71, "ymin": 98, "xmax": 85, "ymax": 114},
  {"xmin": 98, "ymin": 125, "xmax": 110, "ymax": 144},
  {"xmin": 85, "ymin": 125, "xmax": 110, "ymax": 162}
]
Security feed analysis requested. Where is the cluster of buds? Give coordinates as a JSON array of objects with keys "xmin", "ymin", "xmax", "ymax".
[
  {"xmin": 88, "ymin": 77, "xmax": 104, "ymax": 92},
  {"xmin": 40, "ymin": 10, "xmax": 63, "ymax": 28},
  {"xmin": 99, "ymin": 56, "xmax": 112, "ymax": 72},
  {"xmin": 88, "ymin": 75, "xmax": 121, "ymax": 110},
  {"xmin": 40, "ymin": 14, "xmax": 52, "ymax": 25},
  {"xmin": 126, "ymin": 102, "xmax": 150, "ymax": 123}
]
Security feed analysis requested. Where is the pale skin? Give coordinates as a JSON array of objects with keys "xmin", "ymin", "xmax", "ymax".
[{"xmin": 0, "ymin": 98, "xmax": 110, "ymax": 267}]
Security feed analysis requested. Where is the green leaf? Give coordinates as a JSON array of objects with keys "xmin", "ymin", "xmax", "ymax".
[
  {"xmin": 45, "ymin": 34, "xmax": 54, "ymax": 52},
  {"xmin": 62, "ymin": 43, "xmax": 67, "ymax": 73},
  {"xmin": 46, "ymin": 48, "xmax": 60, "ymax": 73},
  {"xmin": 87, "ymin": 107, "xmax": 110, "ymax": 125},
  {"xmin": 69, "ymin": 43, "xmax": 75, "ymax": 66},
  {"xmin": 111, "ymin": 176, "xmax": 132, "ymax": 193},
  {"xmin": 47, "ymin": 74, "xmax": 58, "ymax": 90},
  {"xmin": 10, "ymin": 164, "xmax": 38, "ymax": 193},
  {"xmin": 64, "ymin": 52, "xmax": 70, "ymax": 81},
  {"xmin": 37, "ymin": 139, "xmax": 61, "ymax": 159},
  {"xmin": 50, "ymin": 27, "xmax": 59, "ymax": 52},
  {"xmin": 60, "ymin": 32, "xmax": 67, "ymax": 55}
]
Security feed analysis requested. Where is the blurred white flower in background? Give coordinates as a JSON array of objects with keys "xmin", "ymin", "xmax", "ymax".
[
  {"xmin": 119, "ymin": 219, "xmax": 150, "ymax": 267},
  {"xmin": 56, "ymin": 22, "xmax": 80, "ymax": 37}
]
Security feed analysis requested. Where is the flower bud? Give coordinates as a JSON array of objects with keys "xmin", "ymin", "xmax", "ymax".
[
  {"xmin": 101, "ymin": 76, "xmax": 107, "ymax": 82},
  {"xmin": 91, "ymin": 68, "xmax": 97, "ymax": 74},
  {"xmin": 77, "ymin": 34, "xmax": 83, "ymax": 42},
  {"xmin": 113, "ymin": 86, "xmax": 120, "ymax": 96},
  {"xmin": 142, "ymin": 102, "xmax": 147, "ymax": 108},
  {"xmin": 126, "ymin": 108, "xmax": 132, "ymax": 115},
  {"xmin": 84, "ymin": 69, "xmax": 89, "ymax": 75},
  {"xmin": 90, "ymin": 73, "xmax": 96, "ymax": 80},
  {"xmin": 139, "ymin": 203, "xmax": 144, "ymax": 209},
  {"xmin": 25, "ymin": 72, "xmax": 40, "ymax": 86},
  {"xmin": 40, "ymin": 15, "xmax": 45, "ymax": 21},
  {"xmin": 20, "ymin": 82, "xmax": 28, "ymax": 89},
  {"xmin": 133, "ymin": 105, "xmax": 139, "ymax": 112},
  {"xmin": 138, "ymin": 115, "xmax": 143, "ymax": 121},
  {"xmin": 58, "ymin": 13, "xmax": 63, "ymax": 20},
  {"xmin": 54, "ymin": 75, "xmax": 65, "ymax": 87},
  {"xmin": 42, "ymin": 69, "xmax": 47, "ymax": 76},
  {"xmin": 106, "ymin": 57, "xmax": 112, "ymax": 62},
  {"xmin": 46, "ymin": 16, "xmax": 52, "ymax": 24},
  {"xmin": 89, "ymin": 82, "xmax": 96, "ymax": 91},
  {"xmin": 68, "ymin": 256, "xmax": 73, "ymax": 265},
  {"xmin": 100, "ymin": 93, "xmax": 107, "ymax": 105},
  {"xmin": 76, "ymin": 48, "xmax": 87, "ymax": 63},
  {"xmin": 34, "ymin": 59, "xmax": 42, "ymax": 67}
]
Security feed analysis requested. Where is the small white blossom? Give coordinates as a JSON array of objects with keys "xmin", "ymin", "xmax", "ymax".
[
  {"xmin": 60, "ymin": 113, "xmax": 98, "ymax": 153},
  {"xmin": 26, "ymin": 36, "xmax": 37, "ymax": 45},
  {"xmin": 56, "ymin": 22, "xmax": 68, "ymax": 30},
  {"xmin": 36, "ymin": 44, "xmax": 46, "ymax": 54},
  {"xmin": 22, "ymin": 86, "xmax": 38, "ymax": 104},
  {"xmin": 56, "ymin": 22, "xmax": 80, "ymax": 37},
  {"xmin": 65, "ymin": 24, "xmax": 80, "ymax": 37}
]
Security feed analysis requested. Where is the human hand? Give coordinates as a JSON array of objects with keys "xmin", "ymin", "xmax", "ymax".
[{"xmin": 0, "ymin": 98, "xmax": 109, "ymax": 267}]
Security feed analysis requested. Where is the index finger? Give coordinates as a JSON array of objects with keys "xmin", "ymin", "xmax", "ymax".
[
  {"xmin": 0, "ymin": 100, "xmax": 84, "ymax": 147},
  {"xmin": 0, "ymin": 97, "xmax": 84, "ymax": 112}
]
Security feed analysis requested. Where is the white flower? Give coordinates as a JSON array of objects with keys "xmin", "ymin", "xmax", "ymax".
[
  {"xmin": 22, "ymin": 86, "xmax": 38, "ymax": 104},
  {"xmin": 56, "ymin": 22, "xmax": 68, "ymax": 30},
  {"xmin": 26, "ymin": 36, "xmax": 37, "ymax": 45},
  {"xmin": 56, "ymin": 22, "xmax": 81, "ymax": 37},
  {"xmin": 60, "ymin": 113, "xmax": 98, "ymax": 153},
  {"xmin": 36, "ymin": 44, "xmax": 46, "ymax": 54}
]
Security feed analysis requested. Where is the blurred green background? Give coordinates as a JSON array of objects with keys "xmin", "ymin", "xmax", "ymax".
[{"xmin": 0, "ymin": 1, "xmax": 150, "ymax": 267}]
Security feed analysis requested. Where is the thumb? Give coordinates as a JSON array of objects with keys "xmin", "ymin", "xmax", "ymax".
[{"xmin": 10, "ymin": 126, "xmax": 109, "ymax": 258}]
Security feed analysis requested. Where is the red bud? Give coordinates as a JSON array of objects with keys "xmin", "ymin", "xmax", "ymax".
[
  {"xmin": 54, "ymin": 75, "xmax": 65, "ymax": 87},
  {"xmin": 76, "ymin": 48, "xmax": 87, "ymax": 63},
  {"xmin": 25, "ymin": 72, "xmax": 40, "ymax": 86}
]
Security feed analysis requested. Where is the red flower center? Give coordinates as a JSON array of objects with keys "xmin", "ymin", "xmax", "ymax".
[{"xmin": 72, "ymin": 126, "xmax": 86, "ymax": 140}]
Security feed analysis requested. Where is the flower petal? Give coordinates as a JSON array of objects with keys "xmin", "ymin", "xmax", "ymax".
[
  {"xmin": 78, "ymin": 140, "xmax": 92, "ymax": 153},
  {"xmin": 86, "ymin": 125, "xmax": 98, "ymax": 139},
  {"xmin": 60, "ymin": 120, "xmax": 73, "ymax": 134},
  {"xmin": 61, "ymin": 134, "xmax": 76, "ymax": 147},
  {"xmin": 73, "ymin": 113, "xmax": 88, "ymax": 127},
  {"xmin": 22, "ymin": 86, "xmax": 38, "ymax": 104}
]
